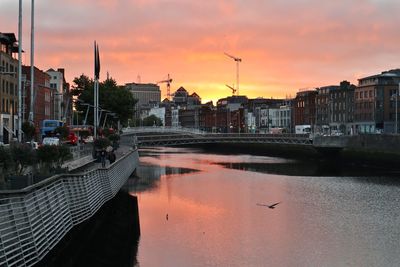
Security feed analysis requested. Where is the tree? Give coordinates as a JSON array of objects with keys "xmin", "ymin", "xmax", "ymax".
[
  {"xmin": 142, "ymin": 115, "xmax": 163, "ymax": 126},
  {"xmin": 57, "ymin": 145, "xmax": 73, "ymax": 168},
  {"xmin": 55, "ymin": 125, "xmax": 69, "ymax": 140},
  {"xmin": 72, "ymin": 74, "xmax": 137, "ymax": 127},
  {"xmin": 37, "ymin": 145, "xmax": 59, "ymax": 174},
  {"xmin": 22, "ymin": 122, "xmax": 36, "ymax": 141},
  {"xmin": 10, "ymin": 143, "xmax": 35, "ymax": 175},
  {"xmin": 0, "ymin": 146, "xmax": 12, "ymax": 179}
]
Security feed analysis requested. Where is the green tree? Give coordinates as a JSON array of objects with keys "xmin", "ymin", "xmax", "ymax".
[
  {"xmin": 72, "ymin": 75, "xmax": 137, "ymax": 127},
  {"xmin": 0, "ymin": 146, "xmax": 12, "ymax": 177},
  {"xmin": 37, "ymin": 145, "xmax": 59, "ymax": 174},
  {"xmin": 142, "ymin": 115, "xmax": 162, "ymax": 126},
  {"xmin": 57, "ymin": 145, "xmax": 73, "ymax": 168},
  {"xmin": 10, "ymin": 143, "xmax": 35, "ymax": 175},
  {"xmin": 94, "ymin": 137, "xmax": 111, "ymax": 150},
  {"xmin": 55, "ymin": 125, "xmax": 69, "ymax": 140},
  {"xmin": 22, "ymin": 122, "xmax": 36, "ymax": 141}
]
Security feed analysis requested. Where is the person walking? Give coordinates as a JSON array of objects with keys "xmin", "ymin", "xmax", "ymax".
[{"xmin": 100, "ymin": 149, "xmax": 106, "ymax": 167}]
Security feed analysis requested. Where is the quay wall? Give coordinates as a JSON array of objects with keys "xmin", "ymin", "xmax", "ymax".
[
  {"xmin": 314, "ymin": 134, "xmax": 400, "ymax": 153},
  {"xmin": 0, "ymin": 148, "xmax": 139, "ymax": 267}
]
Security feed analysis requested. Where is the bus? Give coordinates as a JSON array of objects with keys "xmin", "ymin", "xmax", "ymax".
[{"xmin": 41, "ymin": 119, "xmax": 63, "ymax": 138}]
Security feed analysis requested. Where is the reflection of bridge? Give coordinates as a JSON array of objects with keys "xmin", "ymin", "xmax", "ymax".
[{"xmin": 122, "ymin": 127, "xmax": 312, "ymax": 146}]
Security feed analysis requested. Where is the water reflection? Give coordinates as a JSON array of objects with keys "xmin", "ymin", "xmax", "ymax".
[
  {"xmin": 132, "ymin": 147, "xmax": 400, "ymax": 267},
  {"xmin": 126, "ymin": 163, "xmax": 199, "ymax": 193},
  {"xmin": 216, "ymin": 161, "xmax": 400, "ymax": 178}
]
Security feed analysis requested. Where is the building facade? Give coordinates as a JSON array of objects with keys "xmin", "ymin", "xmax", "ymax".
[
  {"xmin": 0, "ymin": 33, "xmax": 19, "ymax": 144},
  {"xmin": 22, "ymin": 66, "xmax": 53, "ymax": 134},
  {"xmin": 294, "ymin": 89, "xmax": 317, "ymax": 128},
  {"xmin": 329, "ymin": 81, "xmax": 355, "ymax": 135},
  {"xmin": 125, "ymin": 83, "xmax": 161, "ymax": 119},
  {"xmin": 46, "ymin": 68, "xmax": 69, "ymax": 122},
  {"xmin": 355, "ymin": 70, "xmax": 400, "ymax": 133}
]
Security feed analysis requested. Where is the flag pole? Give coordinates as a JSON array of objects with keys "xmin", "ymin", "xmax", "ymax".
[
  {"xmin": 29, "ymin": 0, "xmax": 35, "ymax": 125},
  {"xmin": 94, "ymin": 41, "xmax": 97, "ymax": 138},
  {"xmin": 17, "ymin": 0, "xmax": 23, "ymax": 142}
]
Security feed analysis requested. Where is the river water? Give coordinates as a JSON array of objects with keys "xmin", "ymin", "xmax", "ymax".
[{"xmin": 129, "ymin": 147, "xmax": 400, "ymax": 267}]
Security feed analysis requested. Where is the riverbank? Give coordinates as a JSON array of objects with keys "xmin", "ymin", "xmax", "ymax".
[
  {"xmin": 194, "ymin": 141, "xmax": 400, "ymax": 173},
  {"xmin": 36, "ymin": 190, "xmax": 140, "ymax": 267}
]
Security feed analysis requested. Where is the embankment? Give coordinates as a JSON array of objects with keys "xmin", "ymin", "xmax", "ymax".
[{"xmin": 36, "ymin": 191, "xmax": 140, "ymax": 267}]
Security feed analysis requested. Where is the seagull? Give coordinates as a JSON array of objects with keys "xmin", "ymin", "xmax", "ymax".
[{"xmin": 256, "ymin": 202, "xmax": 282, "ymax": 209}]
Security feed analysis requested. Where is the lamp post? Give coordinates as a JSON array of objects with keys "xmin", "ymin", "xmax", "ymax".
[
  {"xmin": 53, "ymin": 92, "xmax": 62, "ymax": 120},
  {"xmin": 103, "ymin": 112, "xmax": 115, "ymax": 128},
  {"xmin": 81, "ymin": 103, "xmax": 92, "ymax": 126},
  {"xmin": 396, "ymin": 83, "xmax": 399, "ymax": 134},
  {"xmin": 391, "ymin": 85, "xmax": 399, "ymax": 134},
  {"xmin": 17, "ymin": 0, "xmax": 23, "ymax": 142}
]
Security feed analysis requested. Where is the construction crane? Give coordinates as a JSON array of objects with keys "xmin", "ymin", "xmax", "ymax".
[
  {"xmin": 157, "ymin": 74, "xmax": 173, "ymax": 100},
  {"xmin": 224, "ymin": 52, "xmax": 242, "ymax": 96},
  {"xmin": 226, "ymin": 84, "xmax": 237, "ymax": 96}
]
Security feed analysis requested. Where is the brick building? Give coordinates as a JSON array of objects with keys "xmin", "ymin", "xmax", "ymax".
[
  {"xmin": 22, "ymin": 66, "xmax": 53, "ymax": 136},
  {"xmin": 355, "ymin": 69, "xmax": 400, "ymax": 133},
  {"xmin": 294, "ymin": 89, "xmax": 317, "ymax": 127},
  {"xmin": 0, "ymin": 33, "xmax": 19, "ymax": 144}
]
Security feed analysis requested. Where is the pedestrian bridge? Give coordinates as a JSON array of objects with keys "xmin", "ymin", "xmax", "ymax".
[{"xmin": 121, "ymin": 127, "xmax": 313, "ymax": 146}]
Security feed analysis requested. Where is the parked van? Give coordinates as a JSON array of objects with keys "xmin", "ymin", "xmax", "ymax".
[
  {"xmin": 295, "ymin": 125, "xmax": 311, "ymax": 134},
  {"xmin": 42, "ymin": 137, "xmax": 60, "ymax": 146}
]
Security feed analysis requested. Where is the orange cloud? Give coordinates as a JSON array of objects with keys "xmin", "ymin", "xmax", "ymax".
[{"xmin": 1, "ymin": 0, "xmax": 400, "ymax": 102}]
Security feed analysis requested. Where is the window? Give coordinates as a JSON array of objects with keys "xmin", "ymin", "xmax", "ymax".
[{"xmin": 364, "ymin": 91, "xmax": 368, "ymax": 98}]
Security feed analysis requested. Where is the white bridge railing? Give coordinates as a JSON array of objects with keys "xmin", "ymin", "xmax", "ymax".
[
  {"xmin": 121, "ymin": 126, "xmax": 206, "ymax": 135},
  {"xmin": 0, "ymin": 148, "xmax": 139, "ymax": 267}
]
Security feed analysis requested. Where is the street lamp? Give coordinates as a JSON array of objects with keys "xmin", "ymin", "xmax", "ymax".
[
  {"xmin": 53, "ymin": 92, "xmax": 63, "ymax": 120},
  {"xmin": 103, "ymin": 112, "xmax": 115, "ymax": 128},
  {"xmin": 392, "ymin": 84, "xmax": 399, "ymax": 134}
]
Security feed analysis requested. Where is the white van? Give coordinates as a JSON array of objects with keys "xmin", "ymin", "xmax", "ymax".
[{"xmin": 42, "ymin": 137, "xmax": 60, "ymax": 146}]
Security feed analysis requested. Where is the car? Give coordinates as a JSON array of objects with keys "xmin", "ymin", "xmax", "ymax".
[
  {"xmin": 67, "ymin": 132, "xmax": 78, "ymax": 145},
  {"xmin": 84, "ymin": 136, "xmax": 94, "ymax": 143},
  {"xmin": 42, "ymin": 137, "xmax": 60, "ymax": 146}
]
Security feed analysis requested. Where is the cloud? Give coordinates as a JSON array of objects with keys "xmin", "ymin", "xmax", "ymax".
[{"xmin": 1, "ymin": 0, "xmax": 400, "ymax": 102}]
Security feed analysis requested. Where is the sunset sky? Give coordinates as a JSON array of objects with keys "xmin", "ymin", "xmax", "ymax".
[{"xmin": 1, "ymin": 0, "xmax": 400, "ymax": 103}]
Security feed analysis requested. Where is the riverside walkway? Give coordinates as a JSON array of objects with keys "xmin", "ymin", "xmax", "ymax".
[{"xmin": 0, "ymin": 140, "xmax": 139, "ymax": 267}]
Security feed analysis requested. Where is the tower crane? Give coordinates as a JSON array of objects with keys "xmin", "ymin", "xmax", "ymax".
[
  {"xmin": 224, "ymin": 52, "xmax": 242, "ymax": 95},
  {"xmin": 226, "ymin": 84, "xmax": 237, "ymax": 96},
  {"xmin": 157, "ymin": 73, "xmax": 173, "ymax": 100}
]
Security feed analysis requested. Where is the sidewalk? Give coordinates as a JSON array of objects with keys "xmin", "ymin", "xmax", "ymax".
[
  {"xmin": 62, "ymin": 154, "xmax": 96, "ymax": 172},
  {"xmin": 62, "ymin": 145, "xmax": 134, "ymax": 172}
]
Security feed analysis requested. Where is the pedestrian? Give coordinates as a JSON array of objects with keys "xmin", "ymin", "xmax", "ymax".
[
  {"xmin": 109, "ymin": 150, "xmax": 116, "ymax": 164},
  {"xmin": 100, "ymin": 149, "xmax": 106, "ymax": 167}
]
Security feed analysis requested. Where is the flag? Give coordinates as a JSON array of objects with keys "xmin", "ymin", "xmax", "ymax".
[{"xmin": 94, "ymin": 41, "xmax": 100, "ymax": 80}]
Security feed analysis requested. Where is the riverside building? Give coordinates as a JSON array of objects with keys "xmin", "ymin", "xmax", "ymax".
[
  {"xmin": 0, "ymin": 33, "xmax": 19, "ymax": 144},
  {"xmin": 355, "ymin": 69, "xmax": 400, "ymax": 134}
]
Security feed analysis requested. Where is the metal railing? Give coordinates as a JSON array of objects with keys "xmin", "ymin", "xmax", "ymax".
[
  {"xmin": 121, "ymin": 126, "xmax": 206, "ymax": 135},
  {"xmin": 0, "ymin": 147, "xmax": 139, "ymax": 267}
]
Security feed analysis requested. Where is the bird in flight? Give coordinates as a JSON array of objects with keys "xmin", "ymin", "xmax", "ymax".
[{"xmin": 256, "ymin": 202, "xmax": 282, "ymax": 209}]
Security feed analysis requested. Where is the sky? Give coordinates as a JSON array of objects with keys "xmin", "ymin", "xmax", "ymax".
[{"xmin": 1, "ymin": 0, "xmax": 400, "ymax": 103}]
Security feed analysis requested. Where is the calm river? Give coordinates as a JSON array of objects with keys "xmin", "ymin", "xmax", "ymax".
[{"xmin": 128, "ymin": 147, "xmax": 400, "ymax": 267}]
